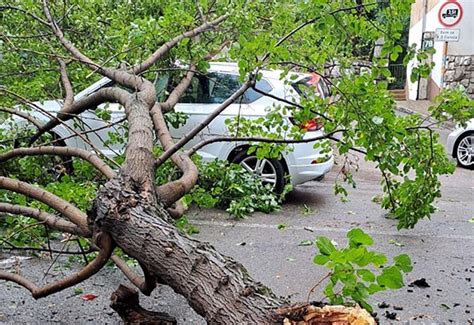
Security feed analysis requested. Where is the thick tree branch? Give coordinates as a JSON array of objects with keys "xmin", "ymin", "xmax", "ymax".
[
  {"xmin": 29, "ymin": 86, "xmax": 130, "ymax": 145},
  {"xmin": 0, "ymin": 176, "xmax": 89, "ymax": 234},
  {"xmin": 160, "ymin": 65, "xmax": 196, "ymax": 113},
  {"xmin": 0, "ymin": 203, "xmax": 88, "ymax": 237},
  {"xmin": 131, "ymin": 15, "xmax": 229, "ymax": 75},
  {"xmin": 151, "ymin": 104, "xmax": 198, "ymax": 207},
  {"xmin": 57, "ymin": 59, "xmax": 74, "ymax": 111},
  {"xmin": 110, "ymin": 285, "xmax": 177, "ymax": 324},
  {"xmin": 0, "ymin": 146, "xmax": 116, "ymax": 179},
  {"xmin": 42, "ymin": 0, "xmax": 153, "ymax": 95},
  {"xmin": 0, "ymin": 232, "xmax": 113, "ymax": 299},
  {"xmin": 111, "ymin": 255, "xmax": 157, "ymax": 296},
  {"xmin": 0, "ymin": 108, "xmax": 43, "ymax": 129}
]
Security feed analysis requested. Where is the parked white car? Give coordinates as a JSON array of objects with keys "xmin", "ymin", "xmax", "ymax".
[
  {"xmin": 446, "ymin": 119, "xmax": 474, "ymax": 169},
  {"xmin": 16, "ymin": 63, "xmax": 334, "ymax": 192}
]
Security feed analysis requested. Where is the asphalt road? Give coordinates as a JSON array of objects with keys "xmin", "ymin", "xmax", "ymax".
[{"xmin": 191, "ymin": 124, "xmax": 474, "ymax": 324}]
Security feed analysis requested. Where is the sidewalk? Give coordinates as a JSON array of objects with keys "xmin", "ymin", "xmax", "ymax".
[{"xmin": 396, "ymin": 99, "xmax": 455, "ymax": 130}]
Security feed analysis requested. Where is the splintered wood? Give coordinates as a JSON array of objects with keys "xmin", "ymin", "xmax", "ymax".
[{"xmin": 280, "ymin": 304, "xmax": 376, "ymax": 325}]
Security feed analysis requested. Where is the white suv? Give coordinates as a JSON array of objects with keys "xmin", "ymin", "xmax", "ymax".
[{"xmin": 22, "ymin": 63, "xmax": 334, "ymax": 192}]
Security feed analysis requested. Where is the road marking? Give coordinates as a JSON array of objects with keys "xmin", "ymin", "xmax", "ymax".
[{"xmin": 192, "ymin": 220, "xmax": 474, "ymax": 241}]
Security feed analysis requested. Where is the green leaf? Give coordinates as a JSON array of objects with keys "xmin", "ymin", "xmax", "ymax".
[
  {"xmin": 347, "ymin": 228, "xmax": 373, "ymax": 247},
  {"xmin": 357, "ymin": 269, "xmax": 375, "ymax": 282},
  {"xmin": 370, "ymin": 252, "xmax": 388, "ymax": 267},
  {"xmin": 315, "ymin": 236, "xmax": 336, "ymax": 256},
  {"xmin": 377, "ymin": 266, "xmax": 404, "ymax": 289},
  {"xmin": 313, "ymin": 255, "xmax": 329, "ymax": 265},
  {"xmin": 394, "ymin": 254, "xmax": 413, "ymax": 273}
]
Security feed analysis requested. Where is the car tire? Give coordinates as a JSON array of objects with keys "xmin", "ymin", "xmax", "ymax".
[
  {"xmin": 454, "ymin": 132, "xmax": 474, "ymax": 169},
  {"xmin": 231, "ymin": 150, "xmax": 286, "ymax": 194}
]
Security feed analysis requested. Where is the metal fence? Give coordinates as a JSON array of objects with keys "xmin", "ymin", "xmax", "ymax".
[{"xmin": 388, "ymin": 64, "xmax": 406, "ymax": 90}]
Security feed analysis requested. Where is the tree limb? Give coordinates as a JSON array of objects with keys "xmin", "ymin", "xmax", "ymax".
[
  {"xmin": 0, "ymin": 232, "xmax": 113, "ymax": 299},
  {"xmin": 151, "ymin": 104, "xmax": 198, "ymax": 207},
  {"xmin": 0, "ymin": 146, "xmax": 116, "ymax": 179},
  {"xmin": 0, "ymin": 176, "xmax": 89, "ymax": 234},
  {"xmin": 111, "ymin": 255, "xmax": 157, "ymax": 296},
  {"xmin": 131, "ymin": 15, "xmax": 229, "ymax": 75},
  {"xmin": 0, "ymin": 107, "xmax": 43, "ymax": 129},
  {"xmin": 0, "ymin": 203, "xmax": 88, "ymax": 237},
  {"xmin": 160, "ymin": 65, "xmax": 196, "ymax": 113},
  {"xmin": 57, "ymin": 59, "xmax": 74, "ymax": 111}
]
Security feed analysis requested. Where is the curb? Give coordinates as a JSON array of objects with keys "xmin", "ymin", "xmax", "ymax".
[{"xmin": 396, "ymin": 105, "xmax": 456, "ymax": 131}]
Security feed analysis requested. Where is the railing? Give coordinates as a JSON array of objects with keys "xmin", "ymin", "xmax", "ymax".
[{"xmin": 388, "ymin": 64, "xmax": 407, "ymax": 90}]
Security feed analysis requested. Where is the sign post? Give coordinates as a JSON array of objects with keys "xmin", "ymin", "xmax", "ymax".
[{"xmin": 437, "ymin": 1, "xmax": 463, "ymax": 87}]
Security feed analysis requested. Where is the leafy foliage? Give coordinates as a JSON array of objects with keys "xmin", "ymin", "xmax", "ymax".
[
  {"xmin": 429, "ymin": 88, "xmax": 474, "ymax": 127},
  {"xmin": 185, "ymin": 160, "xmax": 285, "ymax": 218},
  {"xmin": 313, "ymin": 228, "xmax": 412, "ymax": 312}
]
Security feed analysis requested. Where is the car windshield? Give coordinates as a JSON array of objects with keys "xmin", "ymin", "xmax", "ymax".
[{"xmin": 158, "ymin": 72, "xmax": 273, "ymax": 104}]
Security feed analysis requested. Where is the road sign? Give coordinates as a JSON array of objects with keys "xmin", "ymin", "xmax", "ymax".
[
  {"xmin": 422, "ymin": 31, "xmax": 434, "ymax": 49},
  {"xmin": 438, "ymin": 1, "xmax": 463, "ymax": 27},
  {"xmin": 435, "ymin": 28, "xmax": 460, "ymax": 42}
]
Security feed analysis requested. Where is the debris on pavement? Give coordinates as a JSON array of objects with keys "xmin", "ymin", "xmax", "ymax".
[{"xmin": 409, "ymin": 278, "xmax": 430, "ymax": 288}]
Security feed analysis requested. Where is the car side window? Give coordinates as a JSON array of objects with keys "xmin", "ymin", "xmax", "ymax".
[
  {"xmin": 178, "ymin": 72, "xmax": 273, "ymax": 104},
  {"xmin": 179, "ymin": 77, "xmax": 202, "ymax": 103}
]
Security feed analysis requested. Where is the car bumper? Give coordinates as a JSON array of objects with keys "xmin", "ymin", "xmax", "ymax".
[{"xmin": 288, "ymin": 153, "xmax": 334, "ymax": 185}]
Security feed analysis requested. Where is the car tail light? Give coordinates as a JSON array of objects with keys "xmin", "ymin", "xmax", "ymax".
[{"xmin": 290, "ymin": 117, "xmax": 322, "ymax": 131}]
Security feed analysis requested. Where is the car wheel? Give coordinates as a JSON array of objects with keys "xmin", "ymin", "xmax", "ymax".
[
  {"xmin": 455, "ymin": 132, "xmax": 474, "ymax": 169},
  {"xmin": 231, "ymin": 150, "xmax": 286, "ymax": 194}
]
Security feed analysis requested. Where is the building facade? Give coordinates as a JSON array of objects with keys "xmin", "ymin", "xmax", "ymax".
[{"xmin": 407, "ymin": 0, "xmax": 474, "ymax": 100}]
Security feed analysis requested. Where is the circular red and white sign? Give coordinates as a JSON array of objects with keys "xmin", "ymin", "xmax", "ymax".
[{"xmin": 438, "ymin": 1, "xmax": 463, "ymax": 27}]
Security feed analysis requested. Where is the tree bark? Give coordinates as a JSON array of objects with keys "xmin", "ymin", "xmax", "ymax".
[{"xmin": 92, "ymin": 177, "xmax": 286, "ymax": 324}]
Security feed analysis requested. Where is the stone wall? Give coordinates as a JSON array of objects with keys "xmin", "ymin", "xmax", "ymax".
[{"xmin": 444, "ymin": 55, "xmax": 474, "ymax": 98}]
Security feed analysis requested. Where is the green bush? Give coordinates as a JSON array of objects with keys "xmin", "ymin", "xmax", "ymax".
[{"xmin": 184, "ymin": 160, "xmax": 286, "ymax": 218}]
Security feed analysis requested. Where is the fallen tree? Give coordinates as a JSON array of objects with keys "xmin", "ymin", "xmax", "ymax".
[{"xmin": 0, "ymin": 0, "xmax": 470, "ymax": 323}]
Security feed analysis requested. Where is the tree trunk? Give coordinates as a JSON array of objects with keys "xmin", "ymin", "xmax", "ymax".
[{"xmin": 92, "ymin": 177, "xmax": 286, "ymax": 324}]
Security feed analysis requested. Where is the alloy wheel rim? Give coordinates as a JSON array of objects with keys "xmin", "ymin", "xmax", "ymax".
[
  {"xmin": 457, "ymin": 135, "xmax": 474, "ymax": 166},
  {"xmin": 240, "ymin": 157, "xmax": 277, "ymax": 188}
]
